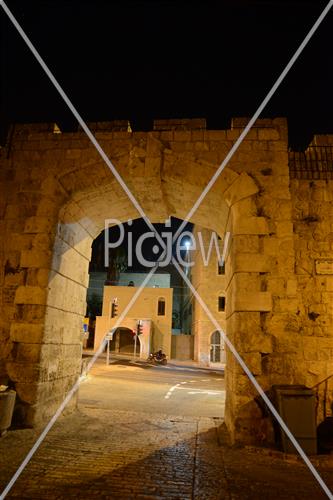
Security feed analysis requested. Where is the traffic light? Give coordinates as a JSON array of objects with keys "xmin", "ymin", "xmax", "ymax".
[
  {"xmin": 136, "ymin": 320, "xmax": 143, "ymax": 336},
  {"xmin": 111, "ymin": 298, "xmax": 118, "ymax": 318}
]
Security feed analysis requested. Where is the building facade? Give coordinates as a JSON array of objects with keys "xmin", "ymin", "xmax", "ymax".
[
  {"xmin": 189, "ymin": 226, "xmax": 227, "ymax": 367},
  {"xmin": 94, "ymin": 285, "xmax": 173, "ymax": 358}
]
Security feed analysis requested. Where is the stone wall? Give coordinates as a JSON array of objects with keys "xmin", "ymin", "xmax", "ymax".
[
  {"xmin": 1, "ymin": 117, "xmax": 327, "ymax": 445},
  {"xmin": 171, "ymin": 334, "xmax": 194, "ymax": 360},
  {"xmin": 291, "ymin": 175, "xmax": 333, "ymax": 423}
]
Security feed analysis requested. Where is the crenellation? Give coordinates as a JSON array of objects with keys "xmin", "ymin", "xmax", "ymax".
[{"xmin": 258, "ymin": 128, "xmax": 280, "ymax": 141}]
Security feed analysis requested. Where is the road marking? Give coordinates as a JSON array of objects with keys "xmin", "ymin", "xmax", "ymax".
[
  {"xmin": 164, "ymin": 366, "xmax": 223, "ymax": 373},
  {"xmin": 164, "ymin": 382, "xmax": 182, "ymax": 399},
  {"xmin": 187, "ymin": 391, "xmax": 222, "ymax": 396},
  {"xmin": 175, "ymin": 387, "xmax": 225, "ymax": 394},
  {"xmin": 164, "ymin": 380, "xmax": 225, "ymax": 400}
]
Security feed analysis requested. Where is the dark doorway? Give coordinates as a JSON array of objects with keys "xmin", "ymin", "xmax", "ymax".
[{"xmin": 109, "ymin": 327, "xmax": 140, "ymax": 355}]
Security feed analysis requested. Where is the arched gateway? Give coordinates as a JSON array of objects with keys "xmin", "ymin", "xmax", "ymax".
[{"xmin": 1, "ymin": 117, "xmax": 330, "ymax": 445}]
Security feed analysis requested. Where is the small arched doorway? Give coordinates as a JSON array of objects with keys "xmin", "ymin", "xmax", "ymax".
[
  {"xmin": 210, "ymin": 330, "xmax": 224, "ymax": 363},
  {"xmin": 110, "ymin": 327, "xmax": 140, "ymax": 355}
]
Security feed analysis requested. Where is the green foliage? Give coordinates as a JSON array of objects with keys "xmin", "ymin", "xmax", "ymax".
[{"xmin": 86, "ymin": 293, "xmax": 102, "ymax": 319}]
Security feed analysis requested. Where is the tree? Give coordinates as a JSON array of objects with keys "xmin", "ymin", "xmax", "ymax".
[
  {"xmin": 86, "ymin": 293, "xmax": 102, "ymax": 319},
  {"xmin": 105, "ymin": 246, "xmax": 127, "ymax": 285}
]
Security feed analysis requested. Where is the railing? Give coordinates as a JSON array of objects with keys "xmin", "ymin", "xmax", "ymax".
[
  {"xmin": 311, "ymin": 373, "xmax": 333, "ymax": 423},
  {"xmin": 289, "ymin": 146, "xmax": 333, "ymax": 180}
]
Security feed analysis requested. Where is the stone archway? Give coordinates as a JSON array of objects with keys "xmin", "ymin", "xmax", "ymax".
[{"xmin": 1, "ymin": 118, "xmax": 298, "ymax": 444}]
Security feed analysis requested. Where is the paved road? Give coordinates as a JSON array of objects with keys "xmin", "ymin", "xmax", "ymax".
[
  {"xmin": 0, "ymin": 356, "xmax": 333, "ymax": 499},
  {"xmin": 79, "ymin": 356, "xmax": 226, "ymax": 418}
]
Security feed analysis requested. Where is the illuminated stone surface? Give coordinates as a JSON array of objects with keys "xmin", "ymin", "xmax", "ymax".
[{"xmin": 0, "ymin": 117, "xmax": 332, "ymax": 444}]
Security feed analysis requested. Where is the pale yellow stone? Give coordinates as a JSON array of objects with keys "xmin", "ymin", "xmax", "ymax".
[
  {"xmin": 223, "ymin": 172, "xmax": 259, "ymax": 207},
  {"xmin": 233, "ymin": 217, "xmax": 269, "ymax": 235},
  {"xmin": 232, "ymin": 253, "xmax": 270, "ymax": 273},
  {"xmin": 230, "ymin": 292, "xmax": 272, "ymax": 313}
]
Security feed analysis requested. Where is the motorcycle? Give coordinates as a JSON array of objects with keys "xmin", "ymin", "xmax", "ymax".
[{"xmin": 147, "ymin": 350, "xmax": 167, "ymax": 365}]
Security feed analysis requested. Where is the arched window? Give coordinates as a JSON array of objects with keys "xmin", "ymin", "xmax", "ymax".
[
  {"xmin": 218, "ymin": 296, "xmax": 225, "ymax": 312},
  {"xmin": 157, "ymin": 298, "xmax": 166, "ymax": 316},
  {"xmin": 210, "ymin": 330, "xmax": 222, "ymax": 363}
]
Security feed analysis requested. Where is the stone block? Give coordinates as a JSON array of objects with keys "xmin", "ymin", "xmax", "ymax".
[
  {"xmin": 230, "ymin": 292, "xmax": 272, "ymax": 313},
  {"xmin": 173, "ymin": 131, "xmax": 192, "ymax": 142},
  {"xmin": 146, "ymin": 134, "xmax": 163, "ymax": 156},
  {"xmin": 275, "ymin": 221, "xmax": 293, "ymax": 238},
  {"xmin": 286, "ymin": 279, "xmax": 297, "ymax": 296},
  {"xmin": 230, "ymin": 197, "xmax": 256, "ymax": 219},
  {"xmin": 232, "ymin": 235, "xmax": 259, "ymax": 253},
  {"xmin": 232, "ymin": 253, "xmax": 270, "ymax": 273},
  {"xmin": 6, "ymin": 362, "xmax": 41, "ymax": 383},
  {"xmin": 223, "ymin": 172, "xmax": 259, "ymax": 207},
  {"xmin": 226, "ymin": 129, "xmax": 240, "ymax": 140},
  {"xmin": 193, "ymin": 141, "xmax": 209, "ymax": 152},
  {"xmin": 258, "ymin": 128, "xmax": 280, "ymax": 141},
  {"xmin": 317, "ymin": 337, "xmax": 333, "ymax": 349},
  {"xmin": 24, "ymin": 216, "xmax": 55, "ymax": 234},
  {"xmin": 233, "ymin": 217, "xmax": 269, "ymax": 235},
  {"xmin": 16, "ymin": 343, "xmax": 42, "ymax": 362},
  {"xmin": 10, "ymin": 323, "xmax": 44, "ymax": 343},
  {"xmin": 242, "ymin": 352, "xmax": 262, "ymax": 375},
  {"xmin": 238, "ymin": 331, "xmax": 273, "ymax": 354},
  {"xmin": 15, "ymin": 286, "xmax": 47, "ymax": 305},
  {"xmin": 274, "ymin": 332, "xmax": 301, "ymax": 352},
  {"xmin": 274, "ymin": 298, "xmax": 299, "ymax": 314},
  {"xmin": 307, "ymin": 361, "xmax": 328, "ymax": 377},
  {"xmin": 20, "ymin": 249, "xmax": 52, "ymax": 268},
  {"xmin": 267, "ymin": 277, "xmax": 285, "ymax": 294},
  {"xmin": 261, "ymin": 353, "xmax": 285, "ymax": 376},
  {"xmin": 228, "ymin": 273, "xmax": 260, "ymax": 294},
  {"xmin": 15, "ymin": 382, "xmax": 39, "ymax": 404},
  {"xmin": 206, "ymin": 130, "xmax": 227, "ymax": 141},
  {"xmin": 160, "ymin": 131, "xmax": 173, "ymax": 141},
  {"xmin": 191, "ymin": 130, "xmax": 204, "ymax": 141},
  {"xmin": 37, "ymin": 269, "xmax": 50, "ymax": 287}
]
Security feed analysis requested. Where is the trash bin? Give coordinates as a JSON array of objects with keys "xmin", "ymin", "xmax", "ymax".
[
  {"xmin": 271, "ymin": 385, "xmax": 317, "ymax": 455},
  {"xmin": 0, "ymin": 390, "xmax": 16, "ymax": 437}
]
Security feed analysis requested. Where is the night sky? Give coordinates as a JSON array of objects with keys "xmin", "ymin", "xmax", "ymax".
[{"xmin": 1, "ymin": 0, "xmax": 332, "ymax": 149}]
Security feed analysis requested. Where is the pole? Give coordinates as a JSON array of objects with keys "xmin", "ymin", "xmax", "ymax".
[
  {"xmin": 106, "ymin": 338, "xmax": 110, "ymax": 365},
  {"xmin": 134, "ymin": 333, "xmax": 137, "ymax": 358}
]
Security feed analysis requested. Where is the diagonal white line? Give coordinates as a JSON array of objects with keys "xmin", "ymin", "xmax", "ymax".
[
  {"xmin": 0, "ymin": 263, "xmax": 159, "ymax": 499},
  {"xmin": 0, "ymin": 0, "xmax": 167, "ymax": 254},
  {"xmin": 172, "ymin": 0, "xmax": 333, "ymax": 244},
  {"xmin": 171, "ymin": 257, "xmax": 333, "ymax": 499}
]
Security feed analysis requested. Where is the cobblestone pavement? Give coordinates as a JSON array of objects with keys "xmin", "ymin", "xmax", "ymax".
[{"xmin": 0, "ymin": 361, "xmax": 333, "ymax": 499}]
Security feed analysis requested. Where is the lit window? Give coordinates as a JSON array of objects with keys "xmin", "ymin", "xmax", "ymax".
[
  {"xmin": 157, "ymin": 298, "xmax": 166, "ymax": 316},
  {"xmin": 218, "ymin": 296, "xmax": 225, "ymax": 312}
]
